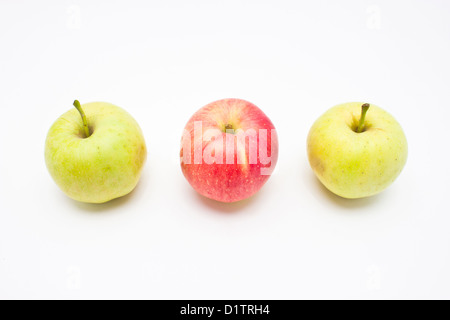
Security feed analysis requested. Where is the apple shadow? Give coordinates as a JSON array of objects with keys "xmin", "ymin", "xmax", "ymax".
[
  {"xmin": 309, "ymin": 171, "xmax": 382, "ymax": 210},
  {"xmin": 193, "ymin": 189, "xmax": 262, "ymax": 214},
  {"xmin": 71, "ymin": 180, "xmax": 144, "ymax": 214}
]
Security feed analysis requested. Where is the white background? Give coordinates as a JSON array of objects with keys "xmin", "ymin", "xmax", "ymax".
[{"xmin": 0, "ymin": 0, "xmax": 449, "ymax": 300}]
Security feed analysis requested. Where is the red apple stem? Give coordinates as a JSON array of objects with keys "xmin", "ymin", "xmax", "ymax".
[
  {"xmin": 357, "ymin": 103, "xmax": 370, "ymax": 133},
  {"xmin": 73, "ymin": 100, "xmax": 91, "ymax": 138}
]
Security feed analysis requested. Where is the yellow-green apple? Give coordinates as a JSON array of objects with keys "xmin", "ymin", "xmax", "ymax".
[
  {"xmin": 45, "ymin": 100, "xmax": 147, "ymax": 203},
  {"xmin": 180, "ymin": 98, "xmax": 278, "ymax": 203},
  {"xmin": 307, "ymin": 102, "xmax": 408, "ymax": 199}
]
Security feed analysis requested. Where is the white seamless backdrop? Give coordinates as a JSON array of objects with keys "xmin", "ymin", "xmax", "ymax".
[{"xmin": 0, "ymin": 0, "xmax": 449, "ymax": 299}]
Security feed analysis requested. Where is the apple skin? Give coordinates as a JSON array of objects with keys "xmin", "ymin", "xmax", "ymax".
[
  {"xmin": 180, "ymin": 98, "xmax": 278, "ymax": 203},
  {"xmin": 45, "ymin": 102, "xmax": 147, "ymax": 204},
  {"xmin": 307, "ymin": 102, "xmax": 407, "ymax": 199}
]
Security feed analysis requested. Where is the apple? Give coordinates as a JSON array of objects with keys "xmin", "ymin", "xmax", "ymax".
[
  {"xmin": 180, "ymin": 98, "xmax": 278, "ymax": 203},
  {"xmin": 307, "ymin": 102, "xmax": 408, "ymax": 199},
  {"xmin": 45, "ymin": 100, "xmax": 147, "ymax": 203}
]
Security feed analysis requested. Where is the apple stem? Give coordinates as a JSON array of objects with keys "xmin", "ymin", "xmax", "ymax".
[
  {"xmin": 357, "ymin": 103, "xmax": 370, "ymax": 133},
  {"xmin": 73, "ymin": 100, "xmax": 91, "ymax": 138}
]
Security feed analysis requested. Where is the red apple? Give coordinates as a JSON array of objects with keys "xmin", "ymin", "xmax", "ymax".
[{"xmin": 180, "ymin": 98, "xmax": 278, "ymax": 203}]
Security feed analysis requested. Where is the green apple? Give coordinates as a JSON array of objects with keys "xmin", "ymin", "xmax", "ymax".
[
  {"xmin": 307, "ymin": 102, "xmax": 407, "ymax": 199},
  {"xmin": 45, "ymin": 100, "xmax": 147, "ymax": 203}
]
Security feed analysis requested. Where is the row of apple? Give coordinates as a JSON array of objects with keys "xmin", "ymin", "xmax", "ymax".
[{"xmin": 45, "ymin": 98, "xmax": 408, "ymax": 204}]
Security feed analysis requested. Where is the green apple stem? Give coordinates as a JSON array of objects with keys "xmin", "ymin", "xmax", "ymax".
[
  {"xmin": 357, "ymin": 103, "xmax": 370, "ymax": 133},
  {"xmin": 73, "ymin": 100, "xmax": 91, "ymax": 138}
]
